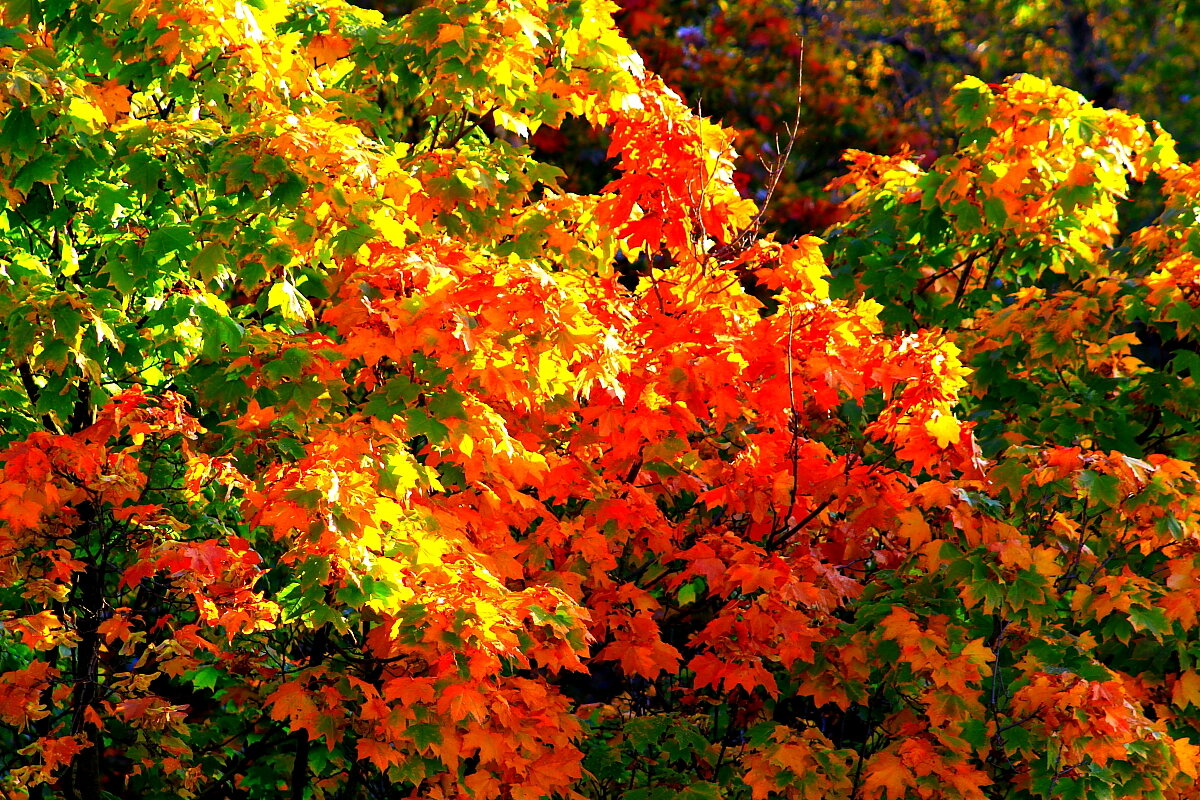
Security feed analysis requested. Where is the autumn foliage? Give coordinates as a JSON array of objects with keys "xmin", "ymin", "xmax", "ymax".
[{"xmin": 2, "ymin": 2, "xmax": 1200, "ymax": 800}]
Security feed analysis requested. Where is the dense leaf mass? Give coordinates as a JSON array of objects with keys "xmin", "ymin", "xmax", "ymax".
[{"xmin": 1, "ymin": 2, "xmax": 1200, "ymax": 800}]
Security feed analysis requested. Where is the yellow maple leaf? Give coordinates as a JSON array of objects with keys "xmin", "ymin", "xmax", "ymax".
[{"xmin": 926, "ymin": 411, "xmax": 961, "ymax": 448}]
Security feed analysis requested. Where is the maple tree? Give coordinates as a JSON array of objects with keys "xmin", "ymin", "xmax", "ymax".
[
  {"xmin": 596, "ymin": 0, "xmax": 1200, "ymax": 238},
  {"xmin": 2, "ymin": 2, "xmax": 1200, "ymax": 800}
]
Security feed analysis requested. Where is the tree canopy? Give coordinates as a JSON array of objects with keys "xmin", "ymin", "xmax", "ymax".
[{"xmin": 2, "ymin": 2, "xmax": 1200, "ymax": 800}]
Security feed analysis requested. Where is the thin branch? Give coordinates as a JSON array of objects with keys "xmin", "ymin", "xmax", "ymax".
[
  {"xmin": 709, "ymin": 38, "xmax": 806, "ymax": 264},
  {"xmin": 18, "ymin": 361, "xmax": 61, "ymax": 433},
  {"xmin": 765, "ymin": 496, "xmax": 836, "ymax": 551},
  {"xmin": 9, "ymin": 203, "xmax": 56, "ymax": 252}
]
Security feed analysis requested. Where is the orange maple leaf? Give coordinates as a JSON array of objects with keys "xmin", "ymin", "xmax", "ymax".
[{"xmin": 86, "ymin": 80, "xmax": 131, "ymax": 124}]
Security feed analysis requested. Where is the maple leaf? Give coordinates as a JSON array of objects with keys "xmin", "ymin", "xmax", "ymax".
[
  {"xmin": 85, "ymin": 80, "xmax": 131, "ymax": 124},
  {"xmin": 862, "ymin": 752, "xmax": 912, "ymax": 800},
  {"xmin": 0, "ymin": 662, "xmax": 57, "ymax": 728},
  {"xmin": 97, "ymin": 613, "xmax": 136, "ymax": 645},
  {"xmin": 597, "ymin": 614, "xmax": 683, "ymax": 679},
  {"xmin": 38, "ymin": 735, "xmax": 87, "ymax": 773},
  {"xmin": 357, "ymin": 738, "xmax": 405, "ymax": 771},
  {"xmin": 307, "ymin": 33, "xmax": 352, "ymax": 67},
  {"xmin": 7, "ymin": 611, "xmax": 74, "ymax": 651},
  {"xmin": 439, "ymin": 682, "xmax": 489, "ymax": 723},
  {"xmin": 267, "ymin": 681, "xmax": 322, "ymax": 740},
  {"xmin": 926, "ymin": 411, "xmax": 962, "ymax": 448}
]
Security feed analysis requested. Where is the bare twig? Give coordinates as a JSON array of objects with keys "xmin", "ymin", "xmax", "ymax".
[{"xmin": 709, "ymin": 38, "xmax": 806, "ymax": 264}]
